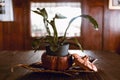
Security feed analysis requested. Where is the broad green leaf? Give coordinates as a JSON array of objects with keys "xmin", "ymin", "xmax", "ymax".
[
  {"xmin": 80, "ymin": 15, "xmax": 98, "ymax": 29},
  {"xmin": 63, "ymin": 14, "xmax": 99, "ymax": 40}
]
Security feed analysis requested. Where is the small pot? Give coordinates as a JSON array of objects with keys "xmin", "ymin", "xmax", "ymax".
[{"xmin": 46, "ymin": 44, "xmax": 69, "ymax": 56}]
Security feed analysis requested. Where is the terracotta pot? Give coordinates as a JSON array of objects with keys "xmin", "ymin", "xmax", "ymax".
[{"xmin": 41, "ymin": 52, "xmax": 73, "ymax": 71}]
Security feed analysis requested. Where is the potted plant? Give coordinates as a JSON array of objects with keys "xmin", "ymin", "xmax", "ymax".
[{"xmin": 32, "ymin": 8, "xmax": 98, "ymax": 70}]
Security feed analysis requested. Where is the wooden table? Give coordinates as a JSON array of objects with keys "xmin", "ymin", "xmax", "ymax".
[{"xmin": 0, "ymin": 50, "xmax": 120, "ymax": 80}]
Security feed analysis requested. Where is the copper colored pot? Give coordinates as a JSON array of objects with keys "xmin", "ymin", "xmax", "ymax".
[{"xmin": 41, "ymin": 52, "xmax": 73, "ymax": 71}]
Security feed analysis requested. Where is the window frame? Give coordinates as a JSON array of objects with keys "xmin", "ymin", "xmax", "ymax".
[{"xmin": 30, "ymin": 2, "xmax": 82, "ymax": 38}]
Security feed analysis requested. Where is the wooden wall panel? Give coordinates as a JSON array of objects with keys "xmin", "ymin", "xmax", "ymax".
[
  {"xmin": 1, "ymin": 0, "xmax": 29, "ymax": 50},
  {"xmin": 0, "ymin": 22, "xmax": 3, "ymax": 50},
  {"xmin": 103, "ymin": 0, "xmax": 120, "ymax": 53},
  {"xmin": 81, "ymin": 0, "xmax": 103, "ymax": 50},
  {"xmin": 2, "ymin": 23, "xmax": 12, "ymax": 50},
  {"xmin": 104, "ymin": 14, "xmax": 120, "ymax": 51},
  {"xmin": 82, "ymin": 6, "xmax": 103, "ymax": 50}
]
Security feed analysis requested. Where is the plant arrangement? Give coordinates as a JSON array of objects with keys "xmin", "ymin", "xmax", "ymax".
[
  {"xmin": 32, "ymin": 8, "xmax": 98, "ymax": 55},
  {"xmin": 32, "ymin": 8, "xmax": 98, "ymax": 56},
  {"xmin": 31, "ymin": 8, "xmax": 98, "ymax": 70}
]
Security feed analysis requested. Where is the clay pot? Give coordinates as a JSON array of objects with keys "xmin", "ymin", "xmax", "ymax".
[{"xmin": 41, "ymin": 52, "xmax": 73, "ymax": 71}]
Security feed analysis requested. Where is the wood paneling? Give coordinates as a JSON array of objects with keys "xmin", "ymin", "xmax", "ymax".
[
  {"xmin": 103, "ymin": 0, "xmax": 120, "ymax": 52},
  {"xmin": 0, "ymin": 22, "xmax": 3, "ymax": 50},
  {"xmin": 0, "ymin": 0, "xmax": 120, "ymax": 53},
  {"xmin": 0, "ymin": 0, "xmax": 30, "ymax": 50},
  {"xmin": 82, "ymin": 1, "xmax": 103, "ymax": 50}
]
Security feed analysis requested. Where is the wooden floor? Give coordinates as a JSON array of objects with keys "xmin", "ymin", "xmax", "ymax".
[{"xmin": 0, "ymin": 50, "xmax": 120, "ymax": 80}]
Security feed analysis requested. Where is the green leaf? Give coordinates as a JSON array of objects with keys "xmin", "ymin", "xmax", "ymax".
[
  {"xmin": 73, "ymin": 38, "xmax": 83, "ymax": 52},
  {"xmin": 80, "ymin": 15, "xmax": 98, "ymax": 29},
  {"xmin": 49, "ymin": 20, "xmax": 58, "ymax": 44},
  {"xmin": 32, "ymin": 8, "xmax": 51, "ymax": 36},
  {"xmin": 55, "ymin": 14, "xmax": 67, "ymax": 19},
  {"xmin": 37, "ymin": 8, "xmax": 48, "ymax": 19},
  {"xmin": 32, "ymin": 10, "xmax": 42, "ymax": 16},
  {"xmin": 63, "ymin": 14, "xmax": 99, "ymax": 41},
  {"xmin": 44, "ymin": 19, "xmax": 51, "ymax": 36},
  {"xmin": 64, "ymin": 37, "xmax": 83, "ymax": 52}
]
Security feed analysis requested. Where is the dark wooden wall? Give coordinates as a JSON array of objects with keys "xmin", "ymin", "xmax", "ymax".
[{"xmin": 0, "ymin": 0, "xmax": 120, "ymax": 53}]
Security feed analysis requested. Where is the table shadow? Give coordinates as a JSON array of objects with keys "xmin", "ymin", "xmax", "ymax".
[
  {"xmin": 16, "ymin": 70, "xmax": 106, "ymax": 80},
  {"xmin": 16, "ymin": 72, "xmax": 72, "ymax": 80}
]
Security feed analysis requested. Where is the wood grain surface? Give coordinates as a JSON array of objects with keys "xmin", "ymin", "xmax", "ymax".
[{"xmin": 0, "ymin": 50, "xmax": 120, "ymax": 80}]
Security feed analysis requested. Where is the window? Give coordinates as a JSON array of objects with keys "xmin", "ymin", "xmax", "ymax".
[{"xmin": 30, "ymin": 2, "xmax": 81, "ymax": 37}]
